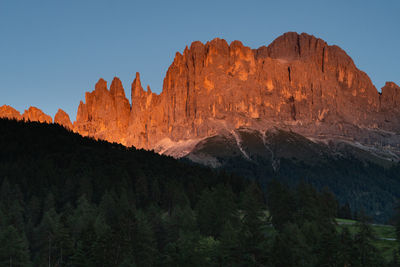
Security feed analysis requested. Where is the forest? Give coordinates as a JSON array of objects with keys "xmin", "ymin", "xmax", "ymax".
[
  {"xmin": 0, "ymin": 119, "xmax": 399, "ymax": 266},
  {"xmin": 218, "ymin": 146, "xmax": 400, "ymax": 223}
]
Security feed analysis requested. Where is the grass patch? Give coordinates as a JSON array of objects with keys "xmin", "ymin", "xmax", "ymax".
[
  {"xmin": 335, "ymin": 218, "xmax": 357, "ymax": 224},
  {"xmin": 336, "ymin": 218, "xmax": 397, "ymax": 262}
]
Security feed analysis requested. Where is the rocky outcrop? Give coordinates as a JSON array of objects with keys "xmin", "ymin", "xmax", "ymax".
[
  {"xmin": 126, "ymin": 72, "xmax": 161, "ymax": 148},
  {"xmin": 2, "ymin": 32, "xmax": 400, "ymax": 155},
  {"xmin": 71, "ymin": 32, "xmax": 400, "ymax": 151},
  {"xmin": 74, "ymin": 77, "xmax": 131, "ymax": 143},
  {"xmin": 380, "ymin": 82, "xmax": 400, "ymax": 111},
  {"xmin": 378, "ymin": 82, "xmax": 400, "ymax": 131},
  {"xmin": 54, "ymin": 109, "xmax": 73, "ymax": 130},
  {"xmin": 22, "ymin": 107, "xmax": 52, "ymax": 123},
  {"xmin": 0, "ymin": 105, "xmax": 22, "ymax": 120}
]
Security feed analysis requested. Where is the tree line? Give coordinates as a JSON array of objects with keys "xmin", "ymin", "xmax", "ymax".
[{"xmin": 0, "ymin": 119, "xmax": 398, "ymax": 266}]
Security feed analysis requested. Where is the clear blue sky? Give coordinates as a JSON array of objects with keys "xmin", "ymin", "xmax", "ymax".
[{"xmin": 1, "ymin": 0, "xmax": 399, "ymax": 120}]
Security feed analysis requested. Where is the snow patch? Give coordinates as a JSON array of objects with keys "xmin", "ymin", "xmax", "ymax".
[
  {"xmin": 154, "ymin": 138, "xmax": 202, "ymax": 158},
  {"xmin": 231, "ymin": 130, "xmax": 250, "ymax": 160}
]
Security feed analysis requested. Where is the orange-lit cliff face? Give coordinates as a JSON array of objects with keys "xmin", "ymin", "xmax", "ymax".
[
  {"xmin": 0, "ymin": 105, "xmax": 54, "ymax": 124},
  {"xmin": 0, "ymin": 105, "xmax": 22, "ymax": 120},
  {"xmin": 73, "ymin": 32, "xmax": 400, "ymax": 150},
  {"xmin": 1, "ymin": 32, "xmax": 399, "ymax": 153},
  {"xmin": 54, "ymin": 109, "xmax": 73, "ymax": 130},
  {"xmin": 73, "ymin": 77, "xmax": 131, "ymax": 143}
]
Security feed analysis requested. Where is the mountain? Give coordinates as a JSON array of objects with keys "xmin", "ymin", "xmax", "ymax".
[
  {"xmin": 75, "ymin": 32, "xmax": 400, "ymax": 156},
  {"xmin": 1, "ymin": 32, "xmax": 400, "ymax": 221},
  {"xmin": 2, "ymin": 32, "xmax": 399, "ymax": 155},
  {"xmin": 183, "ymin": 127, "xmax": 400, "ymax": 222}
]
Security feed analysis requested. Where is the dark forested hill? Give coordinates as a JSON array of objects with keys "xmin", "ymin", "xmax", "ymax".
[
  {"xmin": 0, "ymin": 119, "xmax": 247, "ymax": 210},
  {"xmin": 0, "ymin": 119, "xmax": 398, "ymax": 266},
  {"xmin": 185, "ymin": 128, "xmax": 400, "ymax": 223},
  {"xmin": 0, "ymin": 119, "xmax": 249, "ymax": 266}
]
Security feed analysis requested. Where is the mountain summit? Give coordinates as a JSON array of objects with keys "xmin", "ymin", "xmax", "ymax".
[{"xmin": 2, "ymin": 32, "xmax": 400, "ymax": 158}]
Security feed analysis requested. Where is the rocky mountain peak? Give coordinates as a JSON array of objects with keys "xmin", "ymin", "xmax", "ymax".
[
  {"xmin": 2, "ymin": 32, "xmax": 399, "ymax": 157},
  {"xmin": 95, "ymin": 78, "xmax": 108, "ymax": 92},
  {"xmin": 22, "ymin": 107, "xmax": 52, "ymax": 123},
  {"xmin": 71, "ymin": 32, "xmax": 399, "ymax": 151},
  {"xmin": 382, "ymin": 81, "xmax": 400, "ymax": 91},
  {"xmin": 267, "ymin": 32, "xmax": 321, "ymax": 59},
  {"xmin": 132, "ymin": 72, "xmax": 144, "ymax": 99},
  {"xmin": 110, "ymin": 77, "xmax": 126, "ymax": 98},
  {"xmin": 0, "ymin": 105, "xmax": 22, "ymax": 120},
  {"xmin": 54, "ymin": 109, "xmax": 72, "ymax": 130},
  {"xmin": 380, "ymin": 81, "xmax": 400, "ymax": 113}
]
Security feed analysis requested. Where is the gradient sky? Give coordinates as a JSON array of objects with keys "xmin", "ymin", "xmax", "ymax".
[{"xmin": 1, "ymin": 0, "xmax": 399, "ymax": 120}]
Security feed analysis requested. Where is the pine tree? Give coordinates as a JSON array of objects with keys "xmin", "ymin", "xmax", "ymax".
[
  {"xmin": 134, "ymin": 170, "xmax": 148, "ymax": 207},
  {"xmin": 118, "ymin": 256, "xmax": 137, "ymax": 267},
  {"xmin": 91, "ymin": 215, "xmax": 113, "ymax": 267},
  {"xmin": 167, "ymin": 204, "xmax": 197, "ymax": 243},
  {"xmin": 338, "ymin": 202, "xmax": 352, "ymax": 220},
  {"xmin": 337, "ymin": 227, "xmax": 357, "ymax": 266},
  {"xmin": 133, "ymin": 210, "xmax": 158, "ymax": 266},
  {"xmin": 69, "ymin": 195, "xmax": 96, "ymax": 239},
  {"xmin": 146, "ymin": 204, "xmax": 168, "ymax": 252},
  {"xmin": 267, "ymin": 180, "xmax": 296, "ymax": 231},
  {"xmin": 296, "ymin": 181, "xmax": 320, "ymax": 224},
  {"xmin": 218, "ymin": 221, "xmax": 241, "ymax": 266},
  {"xmin": 271, "ymin": 223, "xmax": 310, "ymax": 267},
  {"xmin": 239, "ymin": 182, "xmax": 267, "ymax": 265},
  {"xmin": 354, "ymin": 212, "xmax": 384, "ymax": 266},
  {"xmin": 315, "ymin": 226, "xmax": 339, "ymax": 266},
  {"xmin": 0, "ymin": 225, "xmax": 31, "ymax": 267},
  {"xmin": 196, "ymin": 185, "xmax": 236, "ymax": 238},
  {"xmin": 98, "ymin": 190, "xmax": 117, "ymax": 227},
  {"xmin": 33, "ymin": 208, "xmax": 60, "ymax": 266},
  {"xmin": 69, "ymin": 240, "xmax": 88, "ymax": 267},
  {"xmin": 195, "ymin": 236, "xmax": 219, "ymax": 267}
]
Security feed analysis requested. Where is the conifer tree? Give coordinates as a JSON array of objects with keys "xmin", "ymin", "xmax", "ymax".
[
  {"xmin": 218, "ymin": 221, "xmax": 241, "ymax": 266},
  {"xmin": 133, "ymin": 210, "xmax": 158, "ymax": 266},
  {"xmin": 239, "ymin": 182, "xmax": 267, "ymax": 265},
  {"xmin": 271, "ymin": 223, "xmax": 310, "ymax": 267},
  {"xmin": 354, "ymin": 212, "xmax": 384, "ymax": 266},
  {"xmin": 337, "ymin": 227, "xmax": 357, "ymax": 267},
  {"xmin": 267, "ymin": 179, "xmax": 296, "ymax": 230},
  {"xmin": 0, "ymin": 225, "xmax": 31, "ymax": 267}
]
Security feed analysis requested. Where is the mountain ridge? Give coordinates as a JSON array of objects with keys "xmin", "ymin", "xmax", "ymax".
[{"xmin": 1, "ymin": 32, "xmax": 400, "ymax": 161}]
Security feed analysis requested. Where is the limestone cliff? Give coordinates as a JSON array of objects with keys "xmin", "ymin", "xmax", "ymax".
[
  {"xmin": 22, "ymin": 107, "xmax": 52, "ymax": 123},
  {"xmin": 2, "ymin": 32, "xmax": 399, "ymax": 156},
  {"xmin": 54, "ymin": 109, "xmax": 73, "ymax": 130},
  {"xmin": 0, "ymin": 105, "xmax": 22, "ymax": 120},
  {"xmin": 73, "ymin": 32, "xmax": 400, "ymax": 152},
  {"xmin": 73, "ymin": 77, "xmax": 131, "ymax": 143}
]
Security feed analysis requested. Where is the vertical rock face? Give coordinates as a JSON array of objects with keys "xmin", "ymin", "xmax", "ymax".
[
  {"xmin": 126, "ymin": 72, "xmax": 161, "ymax": 148},
  {"xmin": 0, "ymin": 105, "xmax": 22, "ymax": 120},
  {"xmin": 74, "ymin": 77, "xmax": 131, "ymax": 143},
  {"xmin": 22, "ymin": 107, "xmax": 52, "ymax": 123},
  {"xmin": 54, "ymin": 109, "xmax": 73, "ymax": 130},
  {"xmin": 2, "ymin": 32, "xmax": 399, "ymax": 153},
  {"xmin": 379, "ymin": 82, "xmax": 400, "ymax": 131},
  {"xmin": 70, "ymin": 32, "xmax": 400, "ymax": 150},
  {"xmin": 380, "ymin": 82, "xmax": 400, "ymax": 111}
]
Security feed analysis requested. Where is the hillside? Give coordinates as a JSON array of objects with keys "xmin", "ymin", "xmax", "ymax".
[
  {"xmin": 0, "ymin": 118, "xmax": 249, "ymax": 266},
  {"xmin": 0, "ymin": 118, "xmax": 398, "ymax": 266},
  {"xmin": 185, "ymin": 127, "xmax": 400, "ymax": 223}
]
